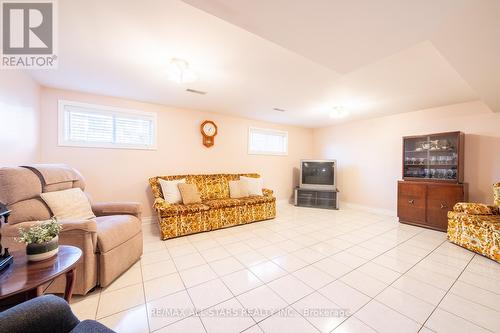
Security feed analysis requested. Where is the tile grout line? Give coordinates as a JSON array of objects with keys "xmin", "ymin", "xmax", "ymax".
[
  {"xmin": 133, "ymin": 207, "xmax": 493, "ymax": 333},
  {"xmin": 135, "ymin": 257, "xmax": 152, "ymax": 333},
  {"xmin": 166, "ymin": 237, "xmax": 209, "ymax": 333},
  {"xmin": 453, "ymin": 278, "xmax": 500, "ymax": 297},
  {"xmin": 315, "ymin": 230, "xmax": 440, "ymax": 331},
  {"xmin": 319, "ymin": 228, "xmax": 434, "ymax": 332},
  {"xmin": 71, "ymin": 209, "xmax": 396, "ymax": 328},
  {"xmin": 94, "ymin": 288, "xmax": 103, "ymax": 321},
  {"xmin": 172, "ymin": 211, "xmax": 389, "ymax": 331},
  {"xmin": 419, "ymin": 253, "xmax": 496, "ymax": 333},
  {"xmin": 239, "ymin": 218, "xmax": 427, "ymax": 332},
  {"xmin": 189, "ymin": 234, "xmax": 260, "ymax": 333},
  {"xmin": 141, "ymin": 235, "xmax": 204, "ymax": 333},
  {"xmin": 198, "ymin": 214, "xmax": 415, "ymax": 331}
]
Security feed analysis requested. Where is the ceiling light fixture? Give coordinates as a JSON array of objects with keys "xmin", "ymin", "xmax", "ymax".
[
  {"xmin": 166, "ymin": 58, "xmax": 198, "ymax": 84},
  {"xmin": 329, "ymin": 106, "xmax": 350, "ymax": 119}
]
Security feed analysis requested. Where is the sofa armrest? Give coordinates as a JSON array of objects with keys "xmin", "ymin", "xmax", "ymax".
[
  {"xmin": 153, "ymin": 197, "xmax": 172, "ymax": 213},
  {"xmin": 59, "ymin": 218, "xmax": 98, "ymax": 233},
  {"xmin": 262, "ymin": 188, "xmax": 274, "ymax": 197},
  {"xmin": 92, "ymin": 202, "xmax": 142, "ymax": 219},
  {"xmin": 0, "ymin": 295, "xmax": 80, "ymax": 333},
  {"xmin": 452, "ymin": 203, "xmax": 499, "ymax": 215}
]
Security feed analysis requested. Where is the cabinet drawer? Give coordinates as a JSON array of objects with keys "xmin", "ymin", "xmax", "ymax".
[
  {"xmin": 427, "ymin": 185, "xmax": 464, "ymax": 231},
  {"xmin": 398, "ymin": 182, "xmax": 426, "ymax": 223},
  {"xmin": 398, "ymin": 182, "xmax": 426, "ymax": 197}
]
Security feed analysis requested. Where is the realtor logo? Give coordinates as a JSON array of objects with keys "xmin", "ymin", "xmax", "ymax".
[{"xmin": 1, "ymin": 0, "xmax": 57, "ymax": 68}]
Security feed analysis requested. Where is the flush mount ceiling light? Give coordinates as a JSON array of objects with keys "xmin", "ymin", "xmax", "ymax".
[
  {"xmin": 166, "ymin": 58, "xmax": 198, "ymax": 84},
  {"xmin": 329, "ymin": 106, "xmax": 350, "ymax": 119}
]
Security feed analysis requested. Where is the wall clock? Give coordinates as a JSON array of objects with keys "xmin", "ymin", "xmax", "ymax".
[{"xmin": 200, "ymin": 120, "xmax": 217, "ymax": 147}]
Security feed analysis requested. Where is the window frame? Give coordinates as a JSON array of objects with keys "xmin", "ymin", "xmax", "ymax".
[
  {"xmin": 247, "ymin": 127, "xmax": 288, "ymax": 156},
  {"xmin": 58, "ymin": 99, "xmax": 157, "ymax": 150}
]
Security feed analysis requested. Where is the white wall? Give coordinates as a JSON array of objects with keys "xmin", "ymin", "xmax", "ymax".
[
  {"xmin": 0, "ymin": 72, "xmax": 40, "ymax": 165},
  {"xmin": 313, "ymin": 101, "xmax": 500, "ymax": 214},
  {"xmin": 40, "ymin": 87, "xmax": 314, "ymax": 217}
]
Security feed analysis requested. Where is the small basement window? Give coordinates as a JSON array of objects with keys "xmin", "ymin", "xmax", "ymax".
[
  {"xmin": 248, "ymin": 127, "xmax": 288, "ymax": 155},
  {"xmin": 58, "ymin": 100, "xmax": 157, "ymax": 150}
]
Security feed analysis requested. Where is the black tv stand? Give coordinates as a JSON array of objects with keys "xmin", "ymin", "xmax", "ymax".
[{"xmin": 294, "ymin": 187, "xmax": 339, "ymax": 210}]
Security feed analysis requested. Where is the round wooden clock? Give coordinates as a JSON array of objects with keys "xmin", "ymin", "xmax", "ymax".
[{"xmin": 200, "ymin": 120, "xmax": 217, "ymax": 147}]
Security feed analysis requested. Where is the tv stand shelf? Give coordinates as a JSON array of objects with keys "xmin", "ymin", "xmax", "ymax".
[{"xmin": 294, "ymin": 187, "xmax": 339, "ymax": 210}]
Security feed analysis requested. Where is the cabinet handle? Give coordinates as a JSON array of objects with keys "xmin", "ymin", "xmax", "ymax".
[
  {"xmin": 408, "ymin": 199, "xmax": 414, "ymax": 205},
  {"xmin": 440, "ymin": 202, "xmax": 447, "ymax": 209}
]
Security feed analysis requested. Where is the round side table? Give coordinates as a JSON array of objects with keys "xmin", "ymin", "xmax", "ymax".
[{"xmin": 0, "ymin": 245, "xmax": 82, "ymax": 305}]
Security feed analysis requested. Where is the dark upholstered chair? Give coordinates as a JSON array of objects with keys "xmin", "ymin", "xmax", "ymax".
[{"xmin": 0, "ymin": 295, "xmax": 115, "ymax": 333}]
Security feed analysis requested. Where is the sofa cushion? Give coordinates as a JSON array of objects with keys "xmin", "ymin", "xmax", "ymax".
[
  {"xmin": 229, "ymin": 180, "xmax": 249, "ymax": 199},
  {"xmin": 240, "ymin": 176, "xmax": 263, "ymax": 196},
  {"xmin": 149, "ymin": 174, "xmax": 262, "ymax": 202},
  {"xmin": 239, "ymin": 196, "xmax": 275, "ymax": 205},
  {"xmin": 204, "ymin": 198, "xmax": 244, "ymax": 209},
  {"xmin": 95, "ymin": 215, "xmax": 141, "ymax": 252},
  {"xmin": 159, "ymin": 178, "xmax": 185, "ymax": 204},
  {"xmin": 178, "ymin": 183, "xmax": 202, "ymax": 204},
  {"xmin": 159, "ymin": 203, "xmax": 210, "ymax": 216},
  {"xmin": 196, "ymin": 174, "xmax": 230, "ymax": 200}
]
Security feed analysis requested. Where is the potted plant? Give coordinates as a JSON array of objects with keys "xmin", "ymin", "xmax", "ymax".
[{"xmin": 17, "ymin": 218, "xmax": 63, "ymax": 262}]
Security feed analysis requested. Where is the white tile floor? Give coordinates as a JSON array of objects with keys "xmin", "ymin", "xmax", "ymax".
[{"xmin": 69, "ymin": 204, "xmax": 500, "ymax": 333}]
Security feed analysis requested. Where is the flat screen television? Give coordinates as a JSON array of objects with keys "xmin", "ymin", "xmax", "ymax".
[{"xmin": 300, "ymin": 159, "xmax": 336, "ymax": 190}]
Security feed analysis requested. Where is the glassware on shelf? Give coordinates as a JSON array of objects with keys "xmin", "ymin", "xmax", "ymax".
[{"xmin": 403, "ymin": 131, "xmax": 463, "ymax": 182}]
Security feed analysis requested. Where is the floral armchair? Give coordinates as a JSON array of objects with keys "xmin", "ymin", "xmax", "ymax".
[{"xmin": 447, "ymin": 183, "xmax": 499, "ymax": 262}]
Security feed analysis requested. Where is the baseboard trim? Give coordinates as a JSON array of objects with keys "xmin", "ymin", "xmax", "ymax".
[
  {"xmin": 341, "ymin": 202, "xmax": 397, "ymax": 217},
  {"xmin": 276, "ymin": 198, "xmax": 292, "ymax": 205},
  {"xmin": 142, "ymin": 216, "xmax": 154, "ymax": 225}
]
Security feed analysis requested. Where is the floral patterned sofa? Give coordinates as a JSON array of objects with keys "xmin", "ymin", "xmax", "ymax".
[
  {"xmin": 149, "ymin": 174, "xmax": 276, "ymax": 240},
  {"xmin": 447, "ymin": 183, "xmax": 500, "ymax": 262}
]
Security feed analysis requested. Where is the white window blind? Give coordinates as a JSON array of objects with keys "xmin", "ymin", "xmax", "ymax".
[
  {"xmin": 58, "ymin": 100, "xmax": 157, "ymax": 150},
  {"xmin": 248, "ymin": 127, "xmax": 288, "ymax": 155}
]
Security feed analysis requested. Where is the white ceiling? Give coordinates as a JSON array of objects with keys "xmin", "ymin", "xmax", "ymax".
[{"xmin": 29, "ymin": 0, "xmax": 499, "ymax": 127}]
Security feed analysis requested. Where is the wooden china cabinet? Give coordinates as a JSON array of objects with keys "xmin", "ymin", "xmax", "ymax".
[{"xmin": 398, "ymin": 131, "xmax": 468, "ymax": 231}]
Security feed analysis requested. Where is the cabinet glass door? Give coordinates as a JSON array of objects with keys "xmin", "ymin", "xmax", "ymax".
[
  {"xmin": 404, "ymin": 133, "xmax": 459, "ymax": 181},
  {"xmin": 427, "ymin": 133, "xmax": 458, "ymax": 181},
  {"xmin": 404, "ymin": 136, "xmax": 428, "ymax": 179}
]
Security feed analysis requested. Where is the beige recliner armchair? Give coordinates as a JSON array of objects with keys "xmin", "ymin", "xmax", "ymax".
[{"xmin": 0, "ymin": 165, "xmax": 143, "ymax": 295}]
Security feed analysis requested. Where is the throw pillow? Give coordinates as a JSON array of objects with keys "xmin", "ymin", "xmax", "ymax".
[
  {"xmin": 229, "ymin": 180, "xmax": 249, "ymax": 198},
  {"xmin": 178, "ymin": 183, "xmax": 202, "ymax": 204},
  {"xmin": 240, "ymin": 176, "xmax": 263, "ymax": 196},
  {"xmin": 40, "ymin": 188, "xmax": 96, "ymax": 220},
  {"xmin": 159, "ymin": 178, "xmax": 186, "ymax": 204}
]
